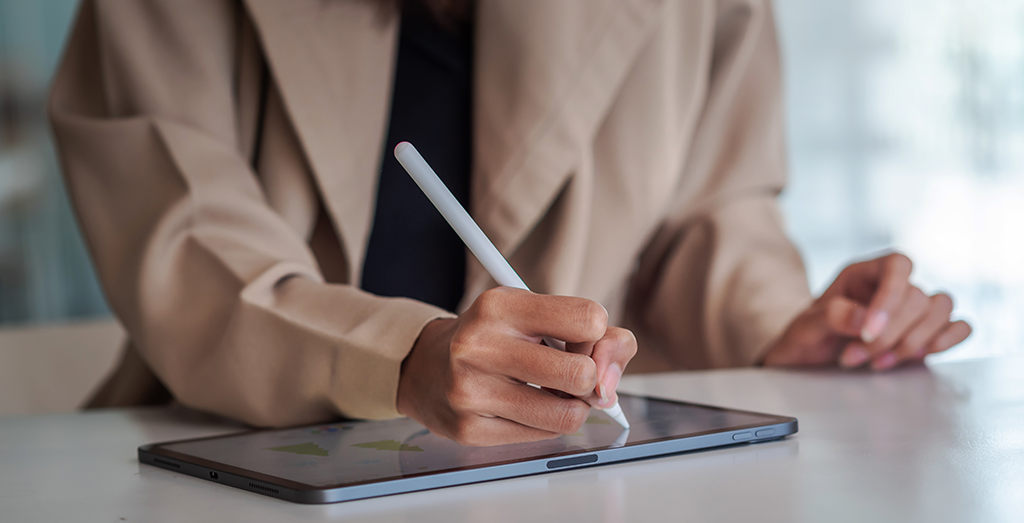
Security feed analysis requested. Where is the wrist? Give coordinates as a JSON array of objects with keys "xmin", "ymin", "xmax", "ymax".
[{"xmin": 397, "ymin": 317, "xmax": 457, "ymax": 418}]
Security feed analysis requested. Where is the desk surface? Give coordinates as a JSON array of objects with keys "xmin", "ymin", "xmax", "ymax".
[{"xmin": 2, "ymin": 357, "xmax": 1022, "ymax": 523}]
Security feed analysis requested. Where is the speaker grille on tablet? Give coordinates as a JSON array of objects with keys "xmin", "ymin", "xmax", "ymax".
[{"xmin": 248, "ymin": 482, "xmax": 279, "ymax": 494}]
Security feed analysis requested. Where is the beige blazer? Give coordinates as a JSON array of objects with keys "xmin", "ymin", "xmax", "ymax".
[{"xmin": 49, "ymin": 0, "xmax": 811, "ymax": 427}]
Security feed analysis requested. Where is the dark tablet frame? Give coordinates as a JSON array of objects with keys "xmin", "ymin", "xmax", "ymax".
[{"xmin": 139, "ymin": 393, "xmax": 797, "ymax": 504}]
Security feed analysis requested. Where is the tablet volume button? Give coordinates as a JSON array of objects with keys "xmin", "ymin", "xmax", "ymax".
[{"xmin": 732, "ymin": 432, "xmax": 753, "ymax": 441}]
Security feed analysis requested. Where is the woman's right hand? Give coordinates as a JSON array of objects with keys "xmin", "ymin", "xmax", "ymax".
[{"xmin": 396, "ymin": 287, "xmax": 637, "ymax": 446}]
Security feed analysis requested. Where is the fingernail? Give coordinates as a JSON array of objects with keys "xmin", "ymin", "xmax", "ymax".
[
  {"xmin": 841, "ymin": 345, "xmax": 869, "ymax": 368},
  {"xmin": 861, "ymin": 311, "xmax": 889, "ymax": 343},
  {"xmin": 872, "ymin": 352, "xmax": 898, "ymax": 371},
  {"xmin": 597, "ymin": 363, "xmax": 622, "ymax": 409}
]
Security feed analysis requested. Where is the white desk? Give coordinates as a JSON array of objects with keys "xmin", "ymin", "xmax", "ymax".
[{"xmin": 2, "ymin": 357, "xmax": 1022, "ymax": 522}]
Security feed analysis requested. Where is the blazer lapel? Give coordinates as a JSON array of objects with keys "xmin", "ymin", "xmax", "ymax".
[
  {"xmin": 244, "ymin": 0, "xmax": 398, "ymax": 284},
  {"xmin": 467, "ymin": 0, "xmax": 664, "ymax": 296},
  {"xmin": 245, "ymin": 0, "xmax": 663, "ymax": 295}
]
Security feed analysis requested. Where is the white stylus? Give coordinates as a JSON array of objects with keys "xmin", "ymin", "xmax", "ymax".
[{"xmin": 395, "ymin": 141, "xmax": 629, "ymax": 430}]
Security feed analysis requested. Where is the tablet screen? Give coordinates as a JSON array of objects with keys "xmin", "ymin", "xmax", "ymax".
[{"xmin": 153, "ymin": 394, "xmax": 786, "ymax": 489}]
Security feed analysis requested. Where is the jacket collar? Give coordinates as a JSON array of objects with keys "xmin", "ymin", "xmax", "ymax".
[
  {"xmin": 467, "ymin": 0, "xmax": 663, "ymax": 297},
  {"xmin": 245, "ymin": 0, "xmax": 398, "ymax": 284},
  {"xmin": 245, "ymin": 0, "xmax": 662, "ymax": 288}
]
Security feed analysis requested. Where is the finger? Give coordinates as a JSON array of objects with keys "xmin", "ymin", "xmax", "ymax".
[
  {"xmin": 864, "ymin": 285, "xmax": 930, "ymax": 358},
  {"xmin": 564, "ymin": 338, "xmax": 597, "ymax": 358},
  {"xmin": 874, "ymin": 320, "xmax": 972, "ymax": 369},
  {"xmin": 587, "ymin": 327, "xmax": 638, "ymax": 409},
  {"xmin": 485, "ymin": 380, "xmax": 591, "ymax": 436},
  {"xmin": 473, "ymin": 288, "xmax": 608, "ymax": 343},
  {"xmin": 860, "ymin": 253, "xmax": 913, "ymax": 343},
  {"xmin": 824, "ymin": 260, "xmax": 875, "ymax": 302},
  {"xmin": 864, "ymin": 286, "xmax": 931, "ymax": 370},
  {"xmin": 470, "ymin": 336, "xmax": 598, "ymax": 397},
  {"xmin": 924, "ymin": 320, "xmax": 972, "ymax": 356},
  {"xmin": 891, "ymin": 293, "xmax": 954, "ymax": 361},
  {"xmin": 447, "ymin": 414, "xmax": 563, "ymax": 446},
  {"xmin": 792, "ymin": 295, "xmax": 867, "ymax": 348},
  {"xmin": 876, "ymin": 318, "xmax": 971, "ymax": 371},
  {"xmin": 772, "ymin": 296, "xmax": 866, "ymax": 368},
  {"xmin": 782, "ymin": 296, "xmax": 864, "ymax": 366},
  {"xmin": 839, "ymin": 341, "xmax": 871, "ymax": 368}
]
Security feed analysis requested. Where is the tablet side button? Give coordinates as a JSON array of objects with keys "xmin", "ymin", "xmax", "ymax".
[
  {"xmin": 732, "ymin": 432, "xmax": 753, "ymax": 441},
  {"xmin": 547, "ymin": 454, "xmax": 599, "ymax": 469},
  {"xmin": 755, "ymin": 429, "xmax": 776, "ymax": 438}
]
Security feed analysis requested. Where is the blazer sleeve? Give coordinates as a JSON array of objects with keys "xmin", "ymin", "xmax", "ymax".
[
  {"xmin": 48, "ymin": 0, "xmax": 452, "ymax": 426},
  {"xmin": 626, "ymin": 0, "xmax": 812, "ymax": 369}
]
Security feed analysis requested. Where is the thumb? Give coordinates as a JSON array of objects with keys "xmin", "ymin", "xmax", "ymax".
[
  {"xmin": 791, "ymin": 295, "xmax": 868, "ymax": 346},
  {"xmin": 587, "ymin": 327, "xmax": 638, "ymax": 409},
  {"xmin": 854, "ymin": 253, "xmax": 913, "ymax": 343},
  {"xmin": 764, "ymin": 295, "xmax": 868, "ymax": 367}
]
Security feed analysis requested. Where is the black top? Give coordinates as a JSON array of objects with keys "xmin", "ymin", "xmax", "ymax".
[{"xmin": 360, "ymin": 4, "xmax": 474, "ymax": 313}]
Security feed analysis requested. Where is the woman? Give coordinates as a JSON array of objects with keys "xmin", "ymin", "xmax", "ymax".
[{"xmin": 49, "ymin": 0, "xmax": 970, "ymax": 445}]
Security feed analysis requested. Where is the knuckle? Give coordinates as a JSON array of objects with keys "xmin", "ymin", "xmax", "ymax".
[
  {"xmin": 823, "ymin": 297, "xmax": 853, "ymax": 331},
  {"xmin": 613, "ymin": 328, "xmax": 639, "ymax": 358},
  {"xmin": 932, "ymin": 293, "xmax": 954, "ymax": 315},
  {"xmin": 559, "ymin": 357, "xmax": 597, "ymax": 396},
  {"xmin": 909, "ymin": 287, "xmax": 928, "ymax": 308},
  {"xmin": 445, "ymin": 380, "xmax": 476, "ymax": 412},
  {"xmin": 960, "ymin": 321, "xmax": 973, "ymax": 337},
  {"xmin": 948, "ymin": 321, "xmax": 971, "ymax": 344},
  {"xmin": 448, "ymin": 328, "xmax": 481, "ymax": 362},
  {"xmin": 555, "ymin": 401, "xmax": 589, "ymax": 434},
  {"xmin": 823, "ymin": 297, "xmax": 844, "ymax": 322},
  {"xmin": 448, "ymin": 327, "xmax": 471, "ymax": 354},
  {"xmin": 474, "ymin": 288, "xmax": 506, "ymax": 318},
  {"xmin": 888, "ymin": 252, "xmax": 913, "ymax": 272},
  {"xmin": 573, "ymin": 300, "xmax": 608, "ymax": 338}
]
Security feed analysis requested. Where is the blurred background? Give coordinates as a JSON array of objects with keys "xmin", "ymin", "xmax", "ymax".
[
  {"xmin": 776, "ymin": 0, "xmax": 1024, "ymax": 362},
  {"xmin": 0, "ymin": 0, "xmax": 1022, "ymax": 366}
]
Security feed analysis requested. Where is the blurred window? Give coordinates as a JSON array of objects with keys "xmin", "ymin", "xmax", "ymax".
[
  {"xmin": 776, "ymin": 0, "xmax": 1024, "ymax": 361},
  {"xmin": 0, "ymin": 0, "xmax": 107, "ymax": 325}
]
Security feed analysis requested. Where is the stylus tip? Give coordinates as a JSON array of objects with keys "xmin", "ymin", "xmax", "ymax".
[{"xmin": 603, "ymin": 401, "xmax": 630, "ymax": 429}]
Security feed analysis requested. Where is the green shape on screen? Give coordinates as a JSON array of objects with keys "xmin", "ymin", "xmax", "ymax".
[
  {"xmin": 352, "ymin": 440, "xmax": 423, "ymax": 452},
  {"xmin": 585, "ymin": 415, "xmax": 611, "ymax": 425},
  {"xmin": 265, "ymin": 442, "xmax": 329, "ymax": 457}
]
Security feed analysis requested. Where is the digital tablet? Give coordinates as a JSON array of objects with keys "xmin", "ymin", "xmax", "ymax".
[{"xmin": 139, "ymin": 393, "xmax": 797, "ymax": 504}]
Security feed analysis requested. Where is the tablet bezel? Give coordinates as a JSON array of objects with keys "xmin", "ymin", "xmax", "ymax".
[{"xmin": 139, "ymin": 394, "xmax": 797, "ymax": 504}]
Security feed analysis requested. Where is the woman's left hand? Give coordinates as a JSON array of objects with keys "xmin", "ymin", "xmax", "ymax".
[{"xmin": 761, "ymin": 253, "xmax": 972, "ymax": 370}]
